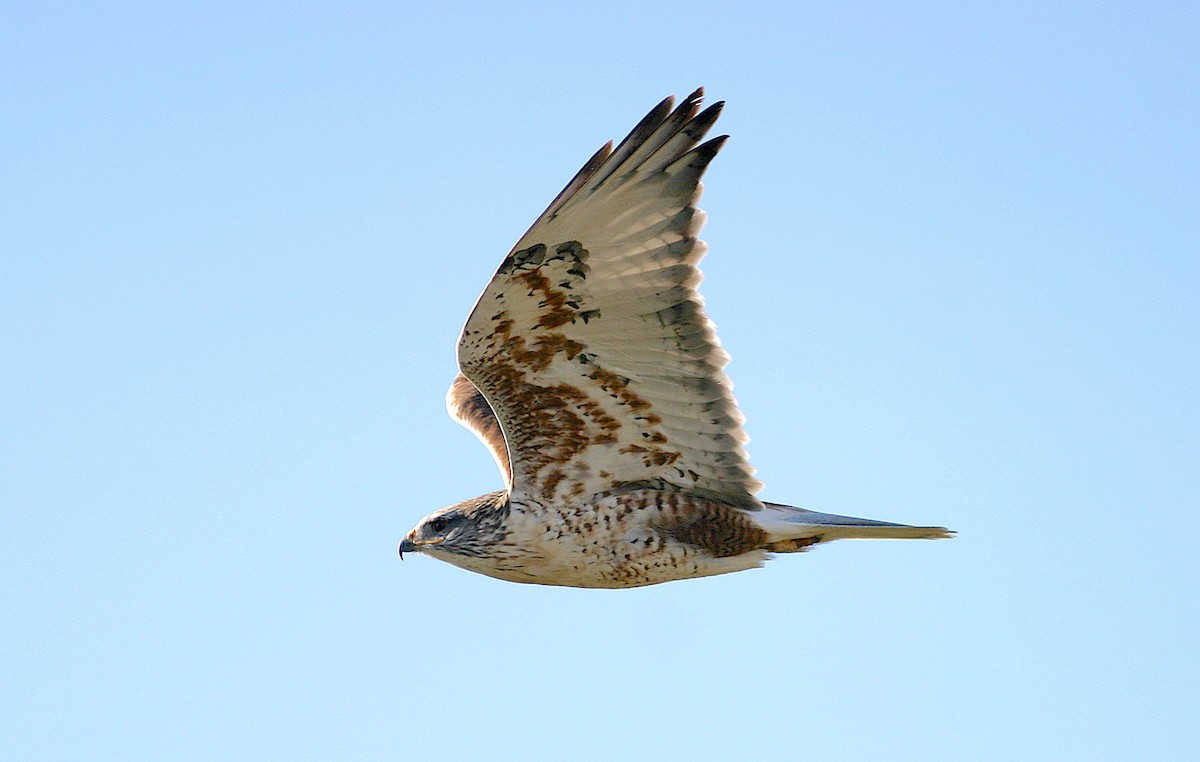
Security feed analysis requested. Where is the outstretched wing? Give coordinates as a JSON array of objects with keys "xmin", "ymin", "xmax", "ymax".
[
  {"xmin": 446, "ymin": 372, "xmax": 511, "ymax": 487},
  {"xmin": 455, "ymin": 89, "xmax": 762, "ymax": 510}
]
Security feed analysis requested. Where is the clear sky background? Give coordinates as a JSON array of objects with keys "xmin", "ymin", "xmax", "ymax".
[{"xmin": 3, "ymin": 2, "xmax": 1197, "ymax": 760}]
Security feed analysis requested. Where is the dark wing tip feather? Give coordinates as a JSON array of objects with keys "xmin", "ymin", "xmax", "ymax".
[
  {"xmin": 690, "ymin": 101, "xmax": 725, "ymax": 137},
  {"xmin": 536, "ymin": 140, "xmax": 614, "ymax": 224},
  {"xmin": 697, "ymin": 133, "xmax": 729, "ymax": 159},
  {"xmin": 588, "ymin": 94, "xmax": 690, "ymax": 188},
  {"xmin": 610, "ymin": 95, "xmax": 678, "ymax": 157},
  {"xmin": 675, "ymin": 134, "xmax": 729, "ymax": 175},
  {"xmin": 515, "ymin": 88, "xmax": 720, "ymax": 245}
]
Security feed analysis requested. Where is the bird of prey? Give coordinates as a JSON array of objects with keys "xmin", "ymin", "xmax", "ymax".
[{"xmin": 399, "ymin": 89, "xmax": 951, "ymax": 588}]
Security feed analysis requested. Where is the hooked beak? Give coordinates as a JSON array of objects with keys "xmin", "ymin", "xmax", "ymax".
[{"xmin": 398, "ymin": 536, "xmax": 418, "ymax": 559}]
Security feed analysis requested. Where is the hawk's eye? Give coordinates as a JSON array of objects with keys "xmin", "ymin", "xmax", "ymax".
[{"xmin": 429, "ymin": 516, "xmax": 453, "ymax": 534}]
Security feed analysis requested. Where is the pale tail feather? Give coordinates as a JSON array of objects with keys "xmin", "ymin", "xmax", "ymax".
[{"xmin": 755, "ymin": 501, "xmax": 954, "ymax": 552}]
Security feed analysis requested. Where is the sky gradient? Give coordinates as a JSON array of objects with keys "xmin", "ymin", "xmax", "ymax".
[{"xmin": 4, "ymin": 2, "xmax": 1198, "ymax": 759}]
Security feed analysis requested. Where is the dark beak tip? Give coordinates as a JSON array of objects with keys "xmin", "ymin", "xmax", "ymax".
[{"xmin": 398, "ymin": 538, "xmax": 417, "ymax": 559}]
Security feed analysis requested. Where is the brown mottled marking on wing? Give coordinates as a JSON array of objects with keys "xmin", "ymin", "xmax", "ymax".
[
  {"xmin": 491, "ymin": 317, "xmax": 586, "ymax": 373},
  {"xmin": 581, "ymin": 364, "xmax": 680, "ymax": 469},
  {"xmin": 651, "ymin": 493, "xmax": 768, "ymax": 558},
  {"xmin": 514, "ymin": 269, "xmax": 577, "ymax": 330},
  {"xmin": 466, "ymin": 271, "xmax": 690, "ymax": 501},
  {"xmin": 467, "ymin": 320, "xmax": 614, "ymax": 499},
  {"xmin": 587, "ymin": 366, "xmax": 651, "ymax": 413},
  {"xmin": 456, "ymin": 90, "xmax": 763, "ymax": 508}
]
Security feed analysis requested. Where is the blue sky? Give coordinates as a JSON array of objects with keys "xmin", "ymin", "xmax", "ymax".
[{"xmin": 3, "ymin": 2, "xmax": 1197, "ymax": 759}]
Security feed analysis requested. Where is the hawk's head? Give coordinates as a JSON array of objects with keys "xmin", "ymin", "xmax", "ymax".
[{"xmin": 399, "ymin": 490, "xmax": 510, "ymax": 561}]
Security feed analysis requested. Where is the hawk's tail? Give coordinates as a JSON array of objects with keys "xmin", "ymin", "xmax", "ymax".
[{"xmin": 755, "ymin": 502, "xmax": 954, "ymax": 553}]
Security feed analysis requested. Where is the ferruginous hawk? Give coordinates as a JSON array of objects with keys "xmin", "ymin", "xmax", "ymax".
[{"xmin": 399, "ymin": 89, "xmax": 951, "ymax": 588}]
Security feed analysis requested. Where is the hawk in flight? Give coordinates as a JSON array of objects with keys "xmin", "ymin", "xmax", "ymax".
[{"xmin": 400, "ymin": 89, "xmax": 951, "ymax": 588}]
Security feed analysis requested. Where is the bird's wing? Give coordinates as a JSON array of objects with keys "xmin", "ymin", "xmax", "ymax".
[
  {"xmin": 455, "ymin": 88, "xmax": 762, "ymax": 510},
  {"xmin": 446, "ymin": 372, "xmax": 512, "ymax": 487}
]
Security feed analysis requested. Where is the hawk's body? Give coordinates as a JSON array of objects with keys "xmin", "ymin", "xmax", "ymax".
[
  {"xmin": 400, "ymin": 90, "xmax": 951, "ymax": 588},
  {"xmin": 418, "ymin": 489, "xmax": 771, "ymax": 589}
]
